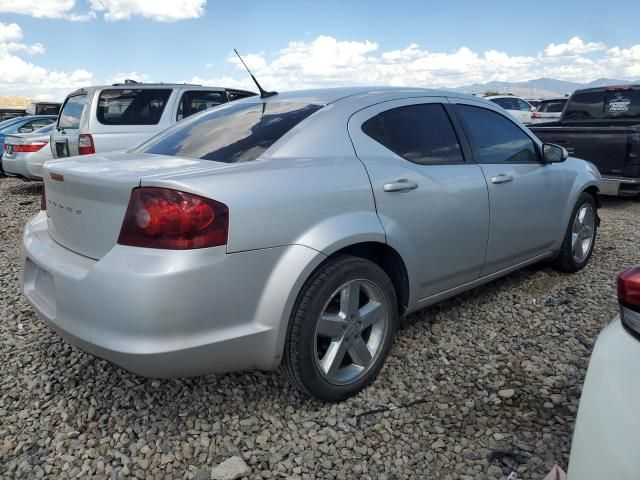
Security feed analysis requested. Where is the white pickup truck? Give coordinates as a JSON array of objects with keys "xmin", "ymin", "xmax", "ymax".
[{"xmin": 51, "ymin": 82, "xmax": 255, "ymax": 159}]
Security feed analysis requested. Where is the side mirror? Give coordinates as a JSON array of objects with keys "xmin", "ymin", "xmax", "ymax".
[{"xmin": 542, "ymin": 143, "xmax": 568, "ymax": 163}]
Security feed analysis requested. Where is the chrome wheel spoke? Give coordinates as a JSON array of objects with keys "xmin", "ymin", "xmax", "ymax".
[
  {"xmin": 317, "ymin": 313, "xmax": 347, "ymax": 338},
  {"xmin": 571, "ymin": 203, "xmax": 595, "ymax": 263},
  {"xmin": 320, "ymin": 338, "xmax": 349, "ymax": 376},
  {"xmin": 314, "ymin": 278, "xmax": 389, "ymax": 385},
  {"xmin": 340, "ymin": 281, "xmax": 361, "ymax": 318},
  {"xmin": 358, "ymin": 301, "xmax": 383, "ymax": 330},
  {"xmin": 348, "ymin": 336, "xmax": 372, "ymax": 367}
]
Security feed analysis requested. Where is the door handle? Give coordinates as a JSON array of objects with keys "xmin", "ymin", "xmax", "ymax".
[
  {"xmin": 490, "ymin": 174, "xmax": 514, "ymax": 185},
  {"xmin": 383, "ymin": 179, "xmax": 418, "ymax": 192}
]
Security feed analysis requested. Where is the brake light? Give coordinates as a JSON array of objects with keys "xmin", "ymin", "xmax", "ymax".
[
  {"xmin": 118, "ymin": 187, "xmax": 228, "ymax": 249},
  {"xmin": 13, "ymin": 141, "xmax": 48, "ymax": 153},
  {"xmin": 40, "ymin": 185, "xmax": 46, "ymax": 210},
  {"xmin": 618, "ymin": 267, "xmax": 640, "ymax": 337},
  {"xmin": 605, "ymin": 86, "xmax": 634, "ymax": 91},
  {"xmin": 78, "ymin": 134, "xmax": 95, "ymax": 155}
]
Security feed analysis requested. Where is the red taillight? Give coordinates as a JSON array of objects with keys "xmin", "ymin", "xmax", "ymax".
[
  {"xmin": 78, "ymin": 134, "xmax": 95, "ymax": 155},
  {"xmin": 605, "ymin": 86, "xmax": 633, "ymax": 91},
  {"xmin": 118, "ymin": 187, "xmax": 228, "ymax": 250},
  {"xmin": 618, "ymin": 267, "xmax": 640, "ymax": 309},
  {"xmin": 618, "ymin": 267, "xmax": 640, "ymax": 337},
  {"xmin": 13, "ymin": 141, "xmax": 48, "ymax": 153},
  {"xmin": 40, "ymin": 185, "xmax": 46, "ymax": 210}
]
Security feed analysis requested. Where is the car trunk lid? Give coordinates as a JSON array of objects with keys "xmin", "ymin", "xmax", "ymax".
[{"xmin": 43, "ymin": 152, "xmax": 230, "ymax": 259}]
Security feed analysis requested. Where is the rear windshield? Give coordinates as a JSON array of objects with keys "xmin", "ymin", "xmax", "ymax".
[
  {"xmin": 138, "ymin": 101, "xmax": 323, "ymax": 163},
  {"xmin": 97, "ymin": 88, "xmax": 172, "ymax": 125},
  {"xmin": 58, "ymin": 94, "xmax": 87, "ymax": 129},
  {"xmin": 564, "ymin": 90, "xmax": 640, "ymax": 120},
  {"xmin": 538, "ymin": 99, "xmax": 567, "ymax": 113}
]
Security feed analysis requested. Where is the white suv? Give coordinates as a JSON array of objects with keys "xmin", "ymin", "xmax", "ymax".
[
  {"xmin": 485, "ymin": 95, "xmax": 535, "ymax": 124},
  {"xmin": 51, "ymin": 83, "xmax": 255, "ymax": 159}
]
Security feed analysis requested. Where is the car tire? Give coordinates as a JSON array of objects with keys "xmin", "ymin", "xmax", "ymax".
[
  {"xmin": 281, "ymin": 255, "xmax": 397, "ymax": 401},
  {"xmin": 552, "ymin": 192, "xmax": 598, "ymax": 273}
]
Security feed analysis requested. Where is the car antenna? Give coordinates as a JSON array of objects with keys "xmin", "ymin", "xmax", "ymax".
[{"xmin": 233, "ymin": 49, "xmax": 277, "ymax": 99}]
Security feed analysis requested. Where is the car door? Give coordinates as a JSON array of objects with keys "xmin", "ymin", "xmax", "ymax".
[
  {"xmin": 348, "ymin": 98, "xmax": 490, "ymax": 301},
  {"xmin": 451, "ymin": 99, "xmax": 566, "ymax": 276}
]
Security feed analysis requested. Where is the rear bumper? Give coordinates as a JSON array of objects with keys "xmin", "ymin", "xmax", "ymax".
[
  {"xmin": 21, "ymin": 212, "xmax": 321, "ymax": 377},
  {"xmin": 1, "ymin": 153, "xmax": 45, "ymax": 180},
  {"xmin": 567, "ymin": 316, "xmax": 640, "ymax": 479},
  {"xmin": 600, "ymin": 175, "xmax": 640, "ymax": 196}
]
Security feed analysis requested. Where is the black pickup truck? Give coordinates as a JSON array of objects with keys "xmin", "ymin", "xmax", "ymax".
[{"xmin": 530, "ymin": 85, "xmax": 640, "ymax": 196}]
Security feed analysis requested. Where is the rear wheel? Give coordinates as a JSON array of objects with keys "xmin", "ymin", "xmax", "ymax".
[
  {"xmin": 552, "ymin": 192, "xmax": 598, "ymax": 272},
  {"xmin": 281, "ymin": 256, "xmax": 397, "ymax": 401}
]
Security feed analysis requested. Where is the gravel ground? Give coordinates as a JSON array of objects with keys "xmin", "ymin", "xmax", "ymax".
[{"xmin": 1, "ymin": 175, "xmax": 639, "ymax": 480}]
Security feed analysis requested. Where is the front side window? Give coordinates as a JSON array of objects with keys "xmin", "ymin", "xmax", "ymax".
[
  {"xmin": 97, "ymin": 88, "xmax": 172, "ymax": 125},
  {"xmin": 177, "ymin": 90, "xmax": 227, "ymax": 121},
  {"xmin": 457, "ymin": 105, "xmax": 539, "ymax": 164},
  {"xmin": 517, "ymin": 99, "xmax": 532, "ymax": 111},
  {"xmin": 58, "ymin": 94, "xmax": 87, "ymax": 129},
  {"xmin": 361, "ymin": 104, "xmax": 464, "ymax": 165},
  {"xmin": 138, "ymin": 101, "xmax": 323, "ymax": 163}
]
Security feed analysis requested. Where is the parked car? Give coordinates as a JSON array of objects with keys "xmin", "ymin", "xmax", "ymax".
[
  {"xmin": 2, "ymin": 124, "xmax": 55, "ymax": 180},
  {"xmin": 531, "ymin": 85, "xmax": 640, "ymax": 196},
  {"xmin": 485, "ymin": 95, "xmax": 535, "ymax": 124},
  {"xmin": 25, "ymin": 102, "xmax": 61, "ymax": 116},
  {"xmin": 531, "ymin": 97, "xmax": 568, "ymax": 124},
  {"xmin": 0, "ymin": 115, "xmax": 56, "ymax": 158},
  {"xmin": 0, "ymin": 108, "xmax": 26, "ymax": 121},
  {"xmin": 51, "ymin": 83, "xmax": 255, "ymax": 159},
  {"xmin": 567, "ymin": 266, "xmax": 640, "ymax": 479},
  {"xmin": 22, "ymin": 88, "xmax": 600, "ymax": 401}
]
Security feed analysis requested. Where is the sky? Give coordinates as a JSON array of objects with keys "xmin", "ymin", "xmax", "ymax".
[{"xmin": 0, "ymin": 0, "xmax": 639, "ymax": 100}]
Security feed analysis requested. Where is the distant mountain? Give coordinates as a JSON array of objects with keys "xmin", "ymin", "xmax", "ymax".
[
  {"xmin": 0, "ymin": 96, "xmax": 33, "ymax": 108},
  {"xmin": 452, "ymin": 77, "xmax": 638, "ymax": 98}
]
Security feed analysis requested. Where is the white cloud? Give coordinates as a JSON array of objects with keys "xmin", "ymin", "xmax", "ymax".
[
  {"xmin": 88, "ymin": 0, "xmax": 206, "ymax": 22},
  {"xmin": 105, "ymin": 71, "xmax": 152, "ymax": 84},
  {"xmin": 188, "ymin": 35, "xmax": 639, "ymax": 93},
  {"xmin": 0, "ymin": 0, "xmax": 205, "ymax": 22},
  {"xmin": 0, "ymin": 21, "xmax": 94, "ymax": 99},
  {"xmin": 0, "ymin": 0, "xmax": 76, "ymax": 19},
  {"xmin": 543, "ymin": 36, "xmax": 606, "ymax": 57}
]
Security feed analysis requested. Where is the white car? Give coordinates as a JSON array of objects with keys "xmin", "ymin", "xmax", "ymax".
[
  {"xmin": 2, "ymin": 124, "xmax": 55, "ymax": 180},
  {"xmin": 51, "ymin": 82, "xmax": 255, "ymax": 159},
  {"xmin": 531, "ymin": 98, "xmax": 568, "ymax": 124},
  {"xmin": 485, "ymin": 95, "xmax": 535, "ymax": 124},
  {"xmin": 568, "ymin": 266, "xmax": 640, "ymax": 479}
]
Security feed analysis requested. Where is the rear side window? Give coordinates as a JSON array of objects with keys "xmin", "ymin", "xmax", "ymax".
[
  {"xmin": 138, "ymin": 101, "xmax": 323, "ymax": 163},
  {"xmin": 516, "ymin": 99, "xmax": 532, "ymax": 111},
  {"xmin": 177, "ymin": 90, "xmax": 227, "ymax": 121},
  {"xmin": 97, "ymin": 89, "xmax": 172, "ymax": 125},
  {"xmin": 490, "ymin": 98, "xmax": 517, "ymax": 110},
  {"xmin": 564, "ymin": 90, "xmax": 640, "ymax": 120},
  {"xmin": 457, "ymin": 105, "xmax": 538, "ymax": 164},
  {"xmin": 538, "ymin": 99, "xmax": 567, "ymax": 113},
  {"xmin": 58, "ymin": 94, "xmax": 87, "ymax": 129},
  {"xmin": 361, "ymin": 104, "xmax": 464, "ymax": 165}
]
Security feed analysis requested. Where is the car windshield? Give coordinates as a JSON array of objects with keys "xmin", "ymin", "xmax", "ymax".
[
  {"xmin": 137, "ymin": 100, "xmax": 323, "ymax": 163},
  {"xmin": 0, "ymin": 118, "xmax": 24, "ymax": 132},
  {"xmin": 34, "ymin": 124, "xmax": 55, "ymax": 134}
]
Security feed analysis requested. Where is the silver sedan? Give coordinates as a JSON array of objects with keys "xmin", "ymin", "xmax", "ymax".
[{"xmin": 21, "ymin": 87, "xmax": 601, "ymax": 401}]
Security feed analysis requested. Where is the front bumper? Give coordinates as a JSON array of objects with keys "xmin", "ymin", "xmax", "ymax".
[
  {"xmin": 567, "ymin": 316, "xmax": 640, "ymax": 479},
  {"xmin": 1, "ymin": 152, "xmax": 45, "ymax": 180},
  {"xmin": 599, "ymin": 175, "xmax": 640, "ymax": 197},
  {"xmin": 21, "ymin": 212, "xmax": 321, "ymax": 377}
]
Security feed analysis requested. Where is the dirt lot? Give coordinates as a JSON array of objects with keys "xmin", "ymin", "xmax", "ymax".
[{"xmin": 1, "ymin": 175, "xmax": 639, "ymax": 479}]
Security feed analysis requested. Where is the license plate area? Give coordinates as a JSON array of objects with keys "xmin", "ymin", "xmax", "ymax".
[
  {"xmin": 23, "ymin": 258, "xmax": 56, "ymax": 319},
  {"xmin": 600, "ymin": 178, "xmax": 620, "ymax": 196}
]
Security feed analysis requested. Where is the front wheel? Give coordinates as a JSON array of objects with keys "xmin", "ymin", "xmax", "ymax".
[
  {"xmin": 552, "ymin": 192, "xmax": 598, "ymax": 272},
  {"xmin": 281, "ymin": 256, "xmax": 397, "ymax": 401}
]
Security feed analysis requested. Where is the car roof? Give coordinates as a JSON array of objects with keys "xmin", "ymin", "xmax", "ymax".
[
  {"xmin": 572, "ymin": 84, "xmax": 639, "ymax": 95},
  {"xmin": 484, "ymin": 94, "xmax": 526, "ymax": 100},
  {"xmin": 245, "ymin": 86, "xmax": 480, "ymax": 106},
  {"xmin": 64, "ymin": 84, "xmax": 256, "ymax": 97}
]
